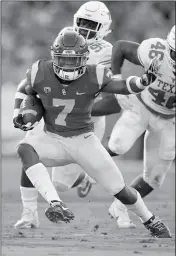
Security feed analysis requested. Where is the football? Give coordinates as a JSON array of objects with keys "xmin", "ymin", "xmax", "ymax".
[{"xmin": 20, "ymin": 95, "xmax": 44, "ymax": 126}]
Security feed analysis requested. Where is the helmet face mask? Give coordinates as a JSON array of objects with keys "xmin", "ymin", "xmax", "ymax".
[
  {"xmin": 53, "ymin": 54, "xmax": 88, "ymax": 69},
  {"xmin": 73, "ymin": 1, "xmax": 112, "ymax": 44},
  {"xmin": 51, "ymin": 29, "xmax": 89, "ymax": 81},
  {"xmin": 166, "ymin": 25, "xmax": 175, "ymax": 72},
  {"xmin": 76, "ymin": 18, "xmax": 102, "ymax": 40},
  {"xmin": 169, "ymin": 48, "xmax": 176, "ymax": 64}
]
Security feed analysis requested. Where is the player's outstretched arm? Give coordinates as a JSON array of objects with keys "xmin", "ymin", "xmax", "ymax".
[
  {"xmin": 92, "ymin": 94, "xmax": 121, "ymax": 116},
  {"xmin": 111, "ymin": 40, "xmax": 142, "ymax": 74},
  {"xmin": 100, "ymin": 55, "xmax": 158, "ymax": 95},
  {"xmin": 101, "ymin": 73, "xmax": 155, "ymax": 95}
]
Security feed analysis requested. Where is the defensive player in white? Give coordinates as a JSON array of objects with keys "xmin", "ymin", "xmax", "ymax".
[
  {"xmin": 14, "ymin": 1, "xmax": 121, "ymax": 229},
  {"xmin": 92, "ymin": 25, "xmax": 175, "ymax": 228}
]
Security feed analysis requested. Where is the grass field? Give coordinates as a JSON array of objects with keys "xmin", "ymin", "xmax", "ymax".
[{"xmin": 2, "ymin": 156, "xmax": 175, "ymax": 256}]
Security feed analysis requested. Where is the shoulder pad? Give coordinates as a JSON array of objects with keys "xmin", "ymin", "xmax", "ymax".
[
  {"xmin": 88, "ymin": 40, "xmax": 112, "ymax": 66},
  {"xmin": 137, "ymin": 38, "xmax": 166, "ymax": 68},
  {"xmin": 26, "ymin": 59, "xmax": 48, "ymax": 87}
]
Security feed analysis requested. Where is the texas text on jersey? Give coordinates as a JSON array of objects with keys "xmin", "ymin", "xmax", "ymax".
[
  {"xmin": 137, "ymin": 38, "xmax": 175, "ymax": 118},
  {"xmin": 26, "ymin": 60, "xmax": 112, "ymax": 137}
]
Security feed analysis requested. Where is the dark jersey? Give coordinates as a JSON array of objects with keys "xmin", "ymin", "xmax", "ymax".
[{"xmin": 26, "ymin": 60, "xmax": 112, "ymax": 137}]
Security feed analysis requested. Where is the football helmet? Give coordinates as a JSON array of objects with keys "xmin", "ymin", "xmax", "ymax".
[
  {"xmin": 166, "ymin": 25, "xmax": 175, "ymax": 71},
  {"xmin": 51, "ymin": 28, "xmax": 89, "ymax": 81},
  {"xmin": 73, "ymin": 1, "xmax": 112, "ymax": 44}
]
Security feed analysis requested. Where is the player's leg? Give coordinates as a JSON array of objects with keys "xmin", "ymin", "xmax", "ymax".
[
  {"xmin": 52, "ymin": 160, "xmax": 92, "ymax": 198},
  {"xmin": 51, "ymin": 116, "xmax": 105, "ymax": 197},
  {"xmin": 75, "ymin": 133, "xmax": 171, "ymax": 237},
  {"xmin": 15, "ymin": 128, "xmax": 74, "ymax": 225},
  {"xmin": 14, "ymin": 123, "xmax": 42, "ymax": 229},
  {"xmin": 14, "ymin": 168, "xmax": 39, "ymax": 229},
  {"xmin": 52, "ymin": 163, "xmax": 90, "ymax": 196},
  {"xmin": 137, "ymin": 118, "xmax": 175, "ymax": 194},
  {"xmin": 77, "ymin": 116, "xmax": 106, "ymax": 196},
  {"xmin": 108, "ymin": 106, "xmax": 148, "ymax": 228}
]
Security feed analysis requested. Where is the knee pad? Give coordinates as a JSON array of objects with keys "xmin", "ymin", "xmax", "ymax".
[
  {"xmin": 159, "ymin": 146, "xmax": 175, "ymax": 161},
  {"xmin": 143, "ymin": 163, "xmax": 171, "ymax": 189},
  {"xmin": 143, "ymin": 174, "xmax": 164, "ymax": 189},
  {"xmin": 108, "ymin": 137, "xmax": 130, "ymax": 155},
  {"xmin": 159, "ymin": 127, "xmax": 175, "ymax": 160}
]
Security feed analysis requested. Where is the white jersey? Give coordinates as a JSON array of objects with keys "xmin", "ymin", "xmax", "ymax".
[
  {"xmin": 87, "ymin": 39, "xmax": 112, "ymax": 68},
  {"xmin": 137, "ymin": 38, "xmax": 175, "ymax": 118},
  {"xmin": 87, "ymin": 39, "xmax": 112, "ymax": 125}
]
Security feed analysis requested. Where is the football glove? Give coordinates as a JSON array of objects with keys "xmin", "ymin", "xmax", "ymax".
[
  {"xmin": 140, "ymin": 57, "xmax": 159, "ymax": 87},
  {"xmin": 13, "ymin": 114, "xmax": 38, "ymax": 131}
]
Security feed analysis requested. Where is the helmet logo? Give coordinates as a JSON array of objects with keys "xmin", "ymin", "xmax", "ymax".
[
  {"xmin": 62, "ymin": 89, "xmax": 67, "ymax": 95},
  {"xmin": 85, "ymin": 13, "xmax": 92, "ymax": 17},
  {"xmin": 44, "ymin": 87, "xmax": 51, "ymax": 94}
]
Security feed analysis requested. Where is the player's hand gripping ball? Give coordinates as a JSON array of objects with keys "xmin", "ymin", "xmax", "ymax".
[
  {"xmin": 140, "ymin": 57, "xmax": 159, "ymax": 87},
  {"xmin": 19, "ymin": 95, "xmax": 44, "ymax": 131}
]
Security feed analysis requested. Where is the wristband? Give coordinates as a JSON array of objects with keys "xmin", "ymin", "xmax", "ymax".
[
  {"xmin": 113, "ymin": 74, "xmax": 122, "ymax": 80},
  {"xmin": 13, "ymin": 108, "xmax": 20, "ymax": 118},
  {"xmin": 15, "ymin": 92, "xmax": 26, "ymax": 100},
  {"xmin": 126, "ymin": 76, "xmax": 145, "ymax": 94}
]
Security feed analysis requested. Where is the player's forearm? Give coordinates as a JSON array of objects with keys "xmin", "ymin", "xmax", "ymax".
[
  {"xmin": 92, "ymin": 95, "xmax": 121, "ymax": 116},
  {"xmin": 111, "ymin": 41, "xmax": 125, "ymax": 74},
  {"xmin": 111, "ymin": 40, "xmax": 141, "ymax": 74},
  {"xmin": 14, "ymin": 79, "xmax": 28, "ymax": 117},
  {"xmin": 14, "ymin": 78, "xmax": 36, "ymax": 118},
  {"xmin": 102, "ymin": 75, "xmax": 147, "ymax": 95}
]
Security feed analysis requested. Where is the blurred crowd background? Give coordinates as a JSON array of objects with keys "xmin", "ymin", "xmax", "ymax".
[{"xmin": 2, "ymin": 1, "xmax": 175, "ymax": 157}]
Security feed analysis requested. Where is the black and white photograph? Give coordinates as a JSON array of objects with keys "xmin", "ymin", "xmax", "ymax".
[{"xmin": 1, "ymin": 1, "xmax": 175, "ymax": 255}]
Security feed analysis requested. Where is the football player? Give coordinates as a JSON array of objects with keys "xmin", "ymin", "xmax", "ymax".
[
  {"xmin": 92, "ymin": 25, "xmax": 175, "ymax": 229},
  {"xmin": 13, "ymin": 29, "xmax": 171, "ymax": 238},
  {"xmin": 52, "ymin": 1, "xmax": 120, "ymax": 199},
  {"xmin": 14, "ymin": 1, "xmax": 122, "ymax": 229}
]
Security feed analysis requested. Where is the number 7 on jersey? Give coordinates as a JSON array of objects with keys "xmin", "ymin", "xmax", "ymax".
[{"xmin": 53, "ymin": 99, "xmax": 75, "ymax": 126}]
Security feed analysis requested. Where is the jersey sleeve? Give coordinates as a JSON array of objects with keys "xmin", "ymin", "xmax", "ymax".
[
  {"xmin": 97, "ymin": 44, "xmax": 112, "ymax": 68},
  {"xmin": 88, "ymin": 41, "xmax": 112, "ymax": 68},
  {"xmin": 137, "ymin": 38, "xmax": 166, "ymax": 69},
  {"xmin": 95, "ymin": 64, "xmax": 113, "ymax": 89}
]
